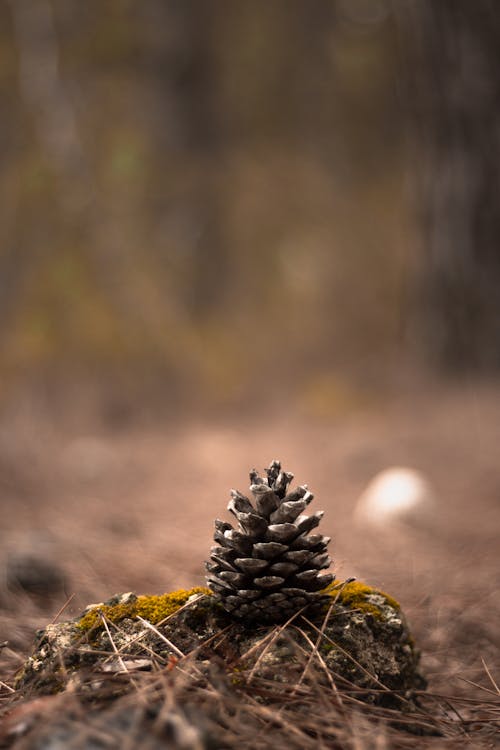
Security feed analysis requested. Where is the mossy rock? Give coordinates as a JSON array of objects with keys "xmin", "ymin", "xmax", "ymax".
[{"xmin": 15, "ymin": 581, "xmax": 425, "ymax": 708}]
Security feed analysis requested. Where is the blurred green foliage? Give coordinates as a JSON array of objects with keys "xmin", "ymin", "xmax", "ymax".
[{"xmin": 0, "ymin": 1, "xmax": 412, "ymax": 413}]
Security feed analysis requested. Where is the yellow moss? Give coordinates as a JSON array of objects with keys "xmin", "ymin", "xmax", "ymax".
[
  {"xmin": 323, "ymin": 580, "xmax": 400, "ymax": 619},
  {"xmin": 135, "ymin": 589, "xmax": 211, "ymax": 622},
  {"xmin": 76, "ymin": 587, "xmax": 211, "ymax": 633},
  {"xmin": 75, "ymin": 581, "xmax": 400, "ymax": 632}
]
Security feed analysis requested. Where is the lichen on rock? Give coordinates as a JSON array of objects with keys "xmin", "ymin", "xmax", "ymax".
[
  {"xmin": 324, "ymin": 580, "xmax": 401, "ymax": 619},
  {"xmin": 15, "ymin": 580, "xmax": 424, "ymax": 706},
  {"xmin": 76, "ymin": 587, "xmax": 210, "ymax": 633}
]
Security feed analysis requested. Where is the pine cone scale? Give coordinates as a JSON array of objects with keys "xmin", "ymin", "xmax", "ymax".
[
  {"xmin": 254, "ymin": 575, "xmax": 285, "ymax": 588},
  {"xmin": 252, "ymin": 541, "xmax": 288, "ymax": 559},
  {"xmin": 265, "ymin": 523, "xmax": 299, "ymax": 543},
  {"xmin": 254, "ymin": 491, "xmax": 279, "ymax": 516},
  {"xmin": 233, "ymin": 558, "xmax": 268, "ymax": 574},
  {"xmin": 270, "ymin": 499, "xmax": 308, "ymax": 524}
]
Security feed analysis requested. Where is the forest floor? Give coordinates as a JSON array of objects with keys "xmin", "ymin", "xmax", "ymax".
[{"xmin": 0, "ymin": 379, "xmax": 499, "ymax": 746}]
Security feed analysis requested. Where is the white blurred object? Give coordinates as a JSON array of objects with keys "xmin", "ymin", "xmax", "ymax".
[{"xmin": 354, "ymin": 467, "xmax": 436, "ymax": 529}]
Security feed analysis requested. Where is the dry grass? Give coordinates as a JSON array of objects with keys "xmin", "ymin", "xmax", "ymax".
[
  {"xmin": 1, "ymin": 382, "xmax": 500, "ymax": 747},
  {"xmin": 0, "ymin": 609, "xmax": 498, "ymax": 749}
]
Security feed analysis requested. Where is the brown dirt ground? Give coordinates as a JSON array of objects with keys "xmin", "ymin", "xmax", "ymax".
[{"xmin": 0, "ymin": 380, "xmax": 499, "ymax": 726}]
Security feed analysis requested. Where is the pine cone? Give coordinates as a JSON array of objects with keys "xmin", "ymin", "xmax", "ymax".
[{"xmin": 206, "ymin": 460, "xmax": 334, "ymax": 624}]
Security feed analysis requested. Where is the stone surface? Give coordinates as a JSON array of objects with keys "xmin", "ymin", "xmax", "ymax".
[{"xmin": 15, "ymin": 582, "xmax": 425, "ymax": 704}]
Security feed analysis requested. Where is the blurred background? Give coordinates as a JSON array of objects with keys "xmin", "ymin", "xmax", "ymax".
[
  {"xmin": 1, "ymin": 0, "xmax": 499, "ymax": 695},
  {"xmin": 1, "ymin": 0, "xmax": 498, "ymax": 420}
]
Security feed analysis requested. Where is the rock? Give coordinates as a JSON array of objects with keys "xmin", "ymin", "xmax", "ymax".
[
  {"xmin": 6, "ymin": 552, "xmax": 67, "ymax": 599},
  {"xmin": 8, "ymin": 582, "xmax": 427, "ymax": 747},
  {"xmin": 15, "ymin": 583, "xmax": 425, "ymax": 702},
  {"xmin": 2, "ymin": 530, "xmax": 68, "ymax": 603},
  {"xmin": 353, "ymin": 467, "xmax": 436, "ymax": 530}
]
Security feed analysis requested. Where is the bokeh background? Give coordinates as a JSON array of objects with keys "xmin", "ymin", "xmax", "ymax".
[
  {"xmin": 1, "ymin": 0, "xmax": 498, "ymax": 420},
  {"xmin": 3, "ymin": 0, "xmax": 412, "ymax": 419},
  {"xmin": 1, "ymin": 0, "xmax": 499, "ymax": 704}
]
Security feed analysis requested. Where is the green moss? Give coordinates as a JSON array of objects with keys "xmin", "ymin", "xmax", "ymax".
[
  {"xmin": 320, "ymin": 643, "xmax": 335, "ymax": 653},
  {"xmin": 323, "ymin": 580, "xmax": 400, "ymax": 620},
  {"xmin": 75, "ymin": 580, "xmax": 401, "ymax": 634},
  {"xmin": 77, "ymin": 587, "xmax": 211, "ymax": 633}
]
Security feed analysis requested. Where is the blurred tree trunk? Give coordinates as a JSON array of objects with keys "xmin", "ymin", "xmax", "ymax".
[
  {"xmin": 147, "ymin": 1, "xmax": 227, "ymax": 320},
  {"xmin": 397, "ymin": 1, "xmax": 500, "ymax": 371}
]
